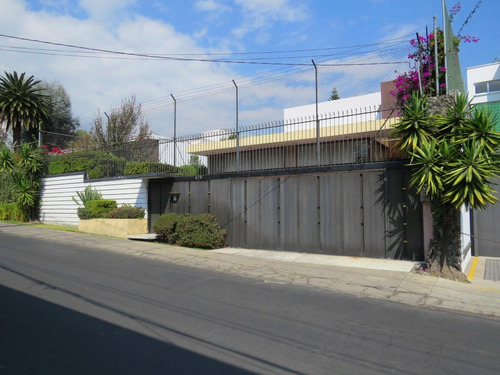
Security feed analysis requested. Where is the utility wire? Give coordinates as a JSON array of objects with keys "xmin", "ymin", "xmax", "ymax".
[{"xmin": 0, "ymin": 33, "xmax": 410, "ymax": 66}]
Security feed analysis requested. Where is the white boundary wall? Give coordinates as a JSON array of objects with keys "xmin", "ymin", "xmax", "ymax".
[{"xmin": 40, "ymin": 172, "xmax": 148, "ymax": 227}]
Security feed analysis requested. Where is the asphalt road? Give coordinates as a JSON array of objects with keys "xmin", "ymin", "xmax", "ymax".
[{"xmin": 1, "ymin": 232, "xmax": 499, "ymax": 375}]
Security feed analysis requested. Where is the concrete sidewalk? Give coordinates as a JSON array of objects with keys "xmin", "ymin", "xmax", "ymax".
[{"xmin": 1, "ymin": 222, "xmax": 499, "ymax": 319}]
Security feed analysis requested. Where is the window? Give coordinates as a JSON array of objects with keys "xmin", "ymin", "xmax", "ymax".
[
  {"xmin": 489, "ymin": 80, "xmax": 500, "ymax": 92},
  {"xmin": 475, "ymin": 80, "xmax": 500, "ymax": 94},
  {"xmin": 475, "ymin": 82, "xmax": 488, "ymax": 94}
]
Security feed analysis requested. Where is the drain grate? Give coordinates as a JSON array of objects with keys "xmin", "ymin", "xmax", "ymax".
[{"xmin": 484, "ymin": 259, "xmax": 500, "ymax": 281}]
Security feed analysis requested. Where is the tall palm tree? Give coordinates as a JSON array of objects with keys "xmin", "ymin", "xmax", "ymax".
[
  {"xmin": 0, "ymin": 71, "xmax": 49, "ymax": 151},
  {"xmin": 392, "ymin": 92, "xmax": 500, "ymax": 278}
]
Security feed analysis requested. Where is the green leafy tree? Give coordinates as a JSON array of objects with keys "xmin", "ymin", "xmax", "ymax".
[
  {"xmin": 23, "ymin": 81, "xmax": 79, "ymax": 149},
  {"xmin": 91, "ymin": 95, "xmax": 151, "ymax": 148},
  {"xmin": 0, "ymin": 72, "xmax": 49, "ymax": 152},
  {"xmin": 392, "ymin": 92, "xmax": 500, "ymax": 279}
]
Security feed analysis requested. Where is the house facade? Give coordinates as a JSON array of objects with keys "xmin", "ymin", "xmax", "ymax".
[{"xmin": 186, "ymin": 83, "xmax": 401, "ymax": 175}]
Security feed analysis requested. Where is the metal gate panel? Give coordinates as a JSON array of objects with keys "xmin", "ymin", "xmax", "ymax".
[
  {"xmin": 245, "ymin": 178, "xmax": 280, "ymax": 250},
  {"xmin": 209, "ymin": 179, "xmax": 231, "ymax": 230},
  {"xmin": 362, "ymin": 171, "xmax": 387, "ymax": 258},
  {"xmin": 319, "ymin": 174, "xmax": 345, "ymax": 255},
  {"xmin": 189, "ymin": 181, "xmax": 209, "ymax": 215},
  {"xmin": 297, "ymin": 176, "xmax": 320, "ymax": 252},
  {"xmin": 279, "ymin": 175, "xmax": 319, "ymax": 252},
  {"xmin": 229, "ymin": 179, "xmax": 246, "ymax": 247},
  {"xmin": 341, "ymin": 173, "xmax": 364, "ymax": 256},
  {"xmin": 473, "ymin": 181, "xmax": 500, "ymax": 256},
  {"xmin": 279, "ymin": 177, "xmax": 298, "ymax": 251},
  {"xmin": 148, "ymin": 179, "xmax": 173, "ymax": 232},
  {"xmin": 170, "ymin": 181, "xmax": 190, "ymax": 215}
]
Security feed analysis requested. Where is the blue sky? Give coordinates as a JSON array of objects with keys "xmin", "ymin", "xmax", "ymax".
[{"xmin": 0, "ymin": 0, "xmax": 498, "ymax": 136}]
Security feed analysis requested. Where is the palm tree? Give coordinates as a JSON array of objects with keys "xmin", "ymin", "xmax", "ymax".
[
  {"xmin": 0, "ymin": 71, "xmax": 49, "ymax": 151},
  {"xmin": 392, "ymin": 92, "xmax": 500, "ymax": 278}
]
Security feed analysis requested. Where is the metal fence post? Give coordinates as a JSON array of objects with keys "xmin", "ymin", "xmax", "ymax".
[
  {"xmin": 312, "ymin": 60, "xmax": 320, "ymax": 166},
  {"xmin": 171, "ymin": 94, "xmax": 177, "ymax": 167},
  {"xmin": 232, "ymin": 79, "xmax": 240, "ymax": 171},
  {"xmin": 433, "ymin": 15, "xmax": 440, "ymax": 95}
]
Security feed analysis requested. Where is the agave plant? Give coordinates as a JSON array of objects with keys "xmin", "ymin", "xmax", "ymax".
[
  {"xmin": 0, "ymin": 145, "xmax": 14, "ymax": 172},
  {"xmin": 391, "ymin": 92, "xmax": 434, "ymax": 157},
  {"xmin": 72, "ymin": 185, "xmax": 102, "ymax": 207}
]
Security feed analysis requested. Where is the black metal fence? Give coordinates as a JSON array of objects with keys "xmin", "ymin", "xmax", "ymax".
[{"xmin": 49, "ymin": 104, "xmax": 404, "ymax": 179}]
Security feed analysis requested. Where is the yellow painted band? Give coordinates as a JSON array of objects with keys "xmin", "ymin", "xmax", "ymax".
[{"xmin": 467, "ymin": 256, "xmax": 479, "ymax": 280}]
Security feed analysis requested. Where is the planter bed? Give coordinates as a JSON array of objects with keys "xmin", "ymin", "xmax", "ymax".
[{"xmin": 78, "ymin": 218, "xmax": 148, "ymax": 239}]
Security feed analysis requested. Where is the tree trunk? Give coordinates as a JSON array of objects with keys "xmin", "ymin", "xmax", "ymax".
[
  {"xmin": 427, "ymin": 201, "xmax": 468, "ymax": 281},
  {"xmin": 12, "ymin": 123, "xmax": 21, "ymax": 152}
]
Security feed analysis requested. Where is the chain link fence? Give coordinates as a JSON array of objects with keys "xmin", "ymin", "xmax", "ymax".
[{"xmin": 49, "ymin": 43, "xmax": 417, "ymax": 178}]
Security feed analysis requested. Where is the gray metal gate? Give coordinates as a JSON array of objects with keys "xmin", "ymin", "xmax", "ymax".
[
  {"xmin": 472, "ymin": 179, "xmax": 500, "ymax": 257},
  {"xmin": 148, "ymin": 167, "xmax": 423, "ymax": 260}
]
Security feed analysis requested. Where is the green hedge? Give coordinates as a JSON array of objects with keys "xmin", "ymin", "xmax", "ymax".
[
  {"xmin": 48, "ymin": 153, "xmax": 181, "ymax": 179},
  {"xmin": 124, "ymin": 161, "xmax": 179, "ymax": 176},
  {"xmin": 0, "ymin": 202, "xmax": 27, "ymax": 222},
  {"xmin": 48, "ymin": 152, "xmax": 126, "ymax": 179},
  {"xmin": 153, "ymin": 213, "xmax": 226, "ymax": 249},
  {"xmin": 107, "ymin": 205, "xmax": 145, "ymax": 219},
  {"xmin": 78, "ymin": 199, "xmax": 117, "ymax": 219}
]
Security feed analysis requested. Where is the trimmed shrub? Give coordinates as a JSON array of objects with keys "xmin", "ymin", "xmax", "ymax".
[
  {"xmin": 0, "ymin": 202, "xmax": 27, "ymax": 222},
  {"xmin": 85, "ymin": 199, "xmax": 117, "ymax": 219},
  {"xmin": 77, "ymin": 207, "xmax": 93, "ymax": 220},
  {"xmin": 124, "ymin": 161, "xmax": 149, "ymax": 175},
  {"xmin": 48, "ymin": 152, "xmax": 125, "ymax": 179},
  {"xmin": 178, "ymin": 165, "xmax": 198, "ymax": 176},
  {"xmin": 175, "ymin": 214, "xmax": 227, "ymax": 249},
  {"xmin": 107, "ymin": 205, "xmax": 145, "ymax": 219},
  {"xmin": 153, "ymin": 213, "xmax": 181, "ymax": 242}
]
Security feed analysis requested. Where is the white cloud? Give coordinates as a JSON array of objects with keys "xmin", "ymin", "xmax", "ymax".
[
  {"xmin": 78, "ymin": 0, "xmax": 137, "ymax": 21},
  {"xmin": 233, "ymin": 0, "xmax": 308, "ymax": 39},
  {"xmin": 0, "ymin": 0, "xmax": 240, "ymax": 136},
  {"xmin": 194, "ymin": 0, "xmax": 230, "ymax": 13}
]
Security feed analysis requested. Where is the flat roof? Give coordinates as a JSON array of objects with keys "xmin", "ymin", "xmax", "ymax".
[{"xmin": 187, "ymin": 117, "xmax": 399, "ymax": 156}]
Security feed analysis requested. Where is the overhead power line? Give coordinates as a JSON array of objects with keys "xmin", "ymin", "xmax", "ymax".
[{"xmin": 0, "ymin": 33, "xmax": 411, "ymax": 66}]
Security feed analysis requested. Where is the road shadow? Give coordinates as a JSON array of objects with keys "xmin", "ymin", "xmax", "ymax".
[{"xmin": 0, "ymin": 285, "xmax": 256, "ymax": 375}]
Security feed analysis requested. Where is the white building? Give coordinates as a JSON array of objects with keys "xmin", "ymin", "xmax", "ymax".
[
  {"xmin": 466, "ymin": 62, "xmax": 500, "ymax": 106},
  {"xmin": 283, "ymin": 92, "xmax": 382, "ymax": 133}
]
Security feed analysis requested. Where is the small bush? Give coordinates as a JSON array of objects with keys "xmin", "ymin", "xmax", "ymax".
[
  {"xmin": 153, "ymin": 213, "xmax": 181, "ymax": 242},
  {"xmin": 85, "ymin": 199, "xmax": 117, "ymax": 219},
  {"xmin": 77, "ymin": 207, "xmax": 93, "ymax": 220},
  {"xmin": 0, "ymin": 171, "xmax": 15, "ymax": 204},
  {"xmin": 0, "ymin": 202, "xmax": 27, "ymax": 222},
  {"xmin": 178, "ymin": 165, "xmax": 198, "ymax": 176},
  {"xmin": 107, "ymin": 205, "xmax": 145, "ymax": 219},
  {"xmin": 175, "ymin": 214, "xmax": 226, "ymax": 249}
]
